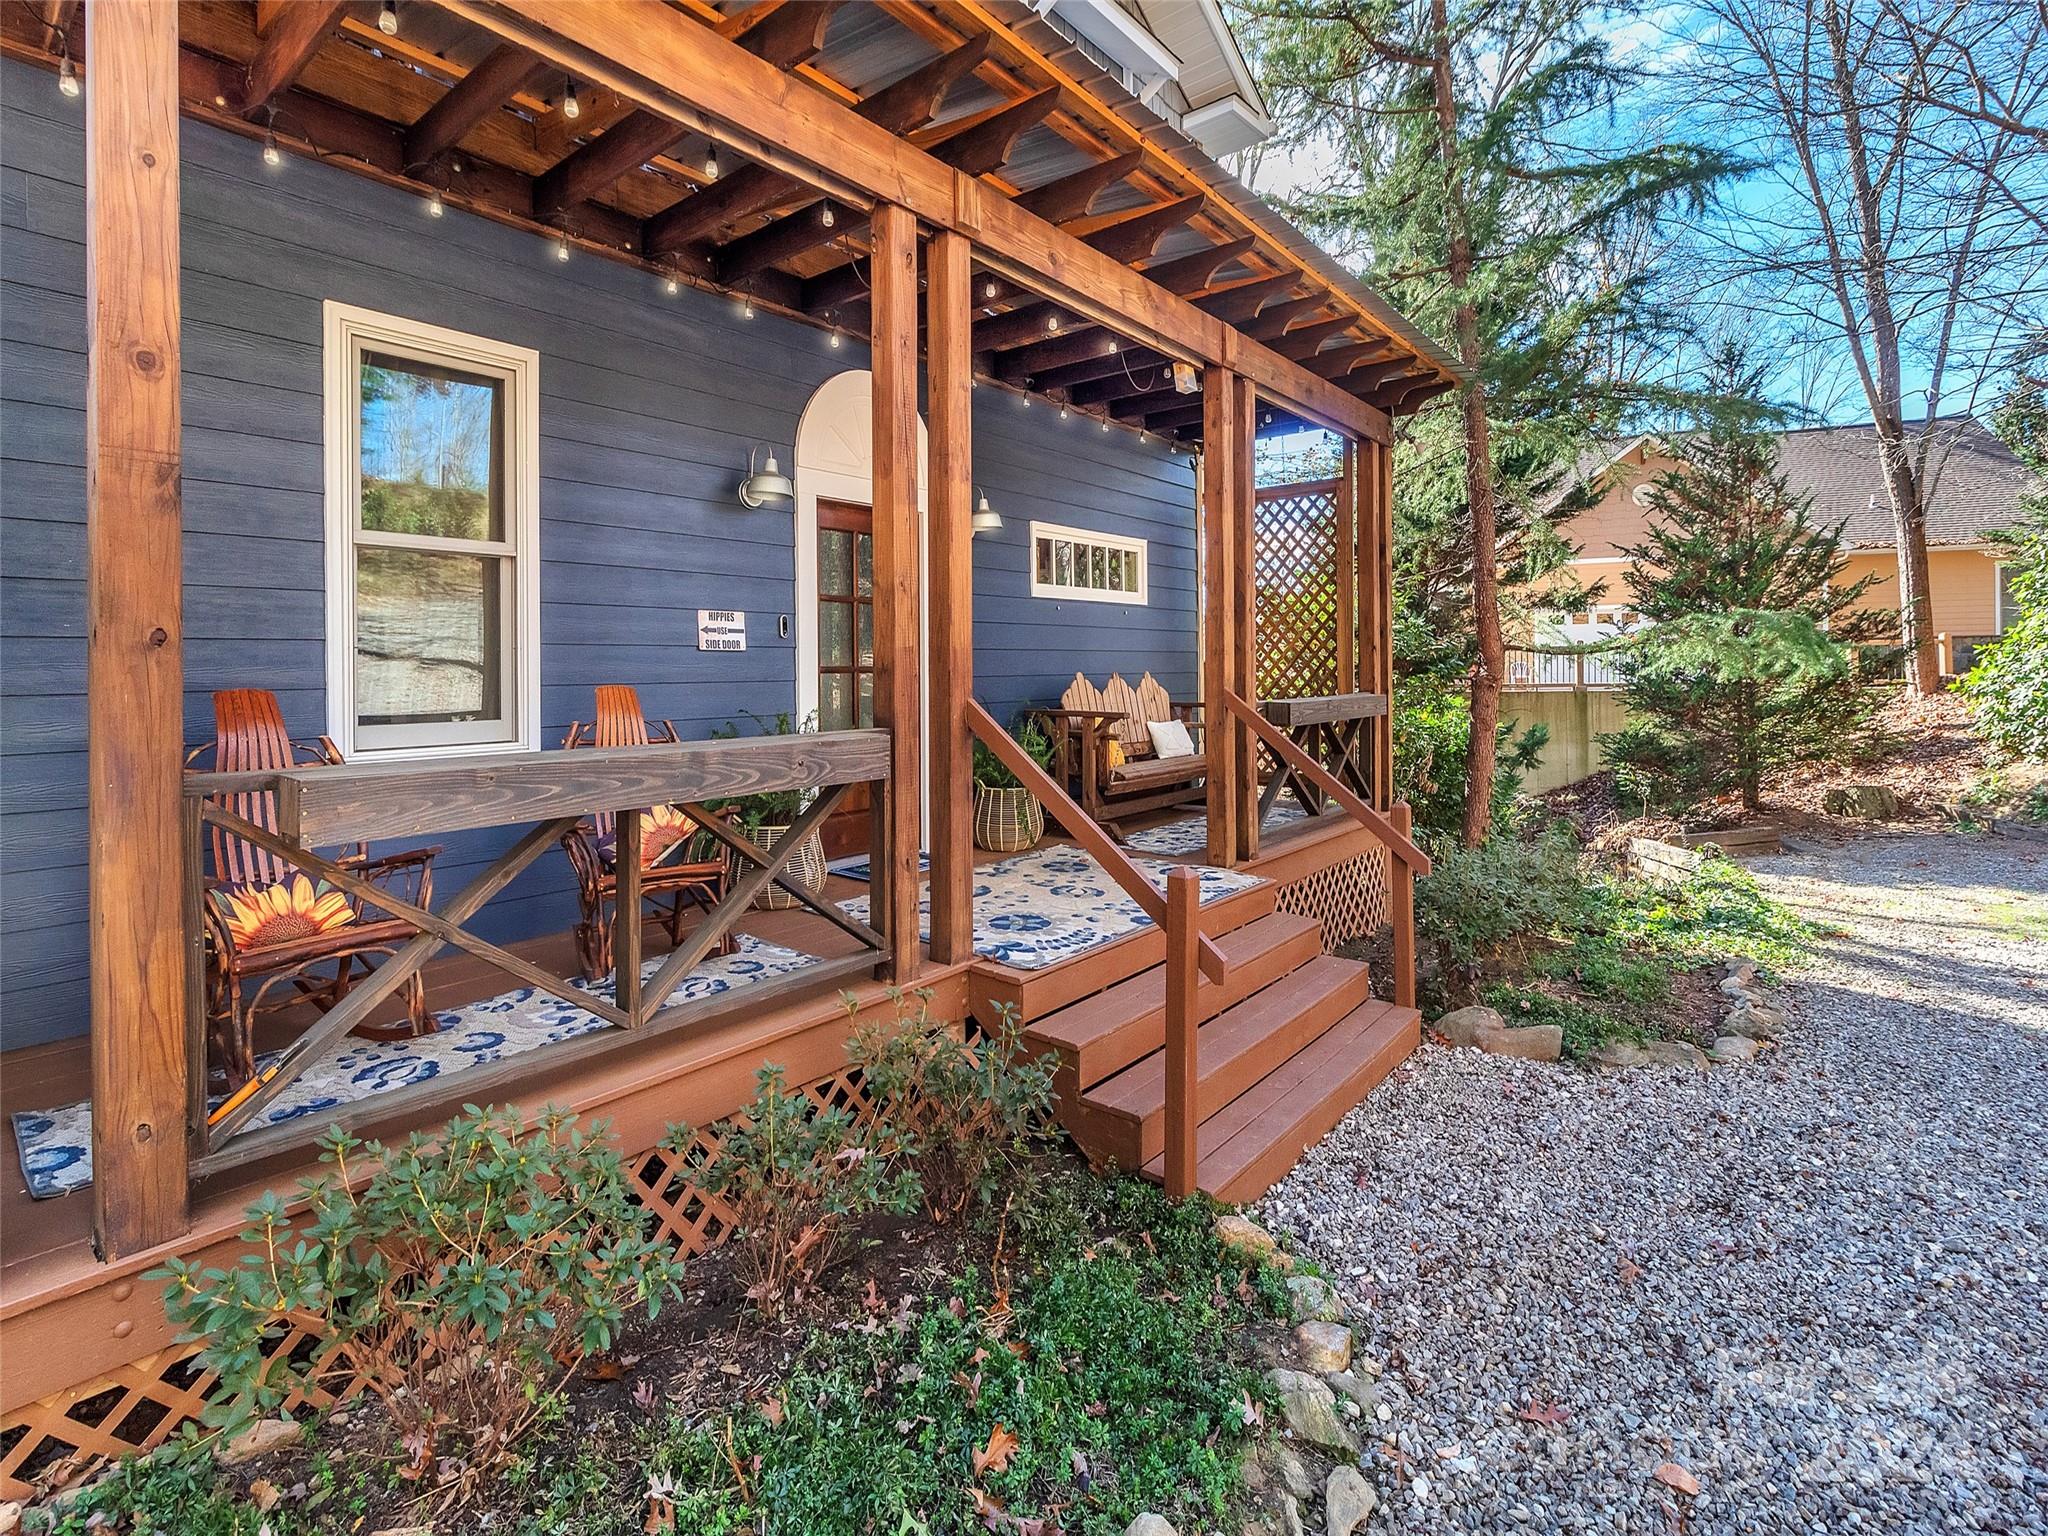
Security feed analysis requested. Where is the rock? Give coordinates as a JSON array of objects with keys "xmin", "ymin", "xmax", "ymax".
[
  {"xmin": 1643, "ymin": 1040, "xmax": 1709, "ymax": 1070},
  {"xmin": 1326, "ymin": 1368, "xmax": 1377, "ymax": 1411},
  {"xmin": 218, "ymin": 1416, "xmax": 301, "ymax": 1466},
  {"xmin": 1589, "ymin": 1040, "xmax": 1653, "ymax": 1069},
  {"xmin": 1824, "ymin": 784, "xmax": 1901, "ymax": 819},
  {"xmin": 1722, "ymin": 1003, "xmax": 1786, "ymax": 1039},
  {"xmin": 1723, "ymin": 958, "xmax": 1757, "ymax": 984},
  {"xmin": 1324, "ymin": 1466, "xmax": 1379, "ymax": 1536},
  {"xmin": 1294, "ymin": 1319, "xmax": 1353, "ymax": 1373},
  {"xmin": 1124, "ymin": 1516, "xmax": 1178, "ymax": 1536},
  {"xmin": 1280, "ymin": 1494, "xmax": 1306, "ymax": 1536},
  {"xmin": 1271, "ymin": 1444, "xmax": 1317, "ymax": 1501},
  {"xmin": 1266, "ymin": 1367, "xmax": 1359, "ymax": 1454},
  {"xmin": 1284, "ymin": 1273, "xmax": 1346, "ymax": 1324},
  {"xmin": 1710, "ymin": 1035, "xmax": 1763, "ymax": 1063},
  {"xmin": 1217, "ymin": 1214, "xmax": 1288, "ymax": 1268},
  {"xmin": 1482, "ymin": 1024, "xmax": 1564, "ymax": 1062},
  {"xmin": 1432, "ymin": 1005, "xmax": 1505, "ymax": 1046}
]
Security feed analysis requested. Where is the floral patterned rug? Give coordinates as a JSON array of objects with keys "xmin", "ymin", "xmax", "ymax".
[
  {"xmin": 8, "ymin": 936, "xmax": 818, "ymax": 1201},
  {"xmin": 836, "ymin": 842, "xmax": 1265, "ymax": 972},
  {"xmin": 1121, "ymin": 795, "xmax": 1315, "ymax": 856}
]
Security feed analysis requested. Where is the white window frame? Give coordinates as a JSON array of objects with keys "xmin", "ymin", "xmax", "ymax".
[
  {"xmin": 323, "ymin": 301, "xmax": 541, "ymax": 760},
  {"xmin": 1028, "ymin": 520, "xmax": 1149, "ymax": 605}
]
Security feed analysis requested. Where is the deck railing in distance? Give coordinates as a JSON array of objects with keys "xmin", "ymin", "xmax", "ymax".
[
  {"xmin": 182, "ymin": 730, "xmax": 891, "ymax": 1176},
  {"xmin": 1505, "ymin": 645, "xmax": 1624, "ymax": 689},
  {"xmin": 1223, "ymin": 690, "xmax": 1430, "ymax": 1009}
]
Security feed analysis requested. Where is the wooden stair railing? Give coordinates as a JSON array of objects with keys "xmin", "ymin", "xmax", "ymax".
[{"xmin": 1223, "ymin": 690, "xmax": 1432, "ymax": 1009}]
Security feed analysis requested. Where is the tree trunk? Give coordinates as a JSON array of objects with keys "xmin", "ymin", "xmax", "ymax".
[
  {"xmin": 1425, "ymin": 0, "xmax": 1502, "ymax": 849},
  {"xmin": 1876, "ymin": 427, "xmax": 1942, "ymax": 692}
]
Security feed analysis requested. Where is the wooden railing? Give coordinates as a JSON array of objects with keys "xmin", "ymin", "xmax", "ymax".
[
  {"xmin": 183, "ymin": 731, "xmax": 891, "ymax": 1175},
  {"xmin": 1504, "ymin": 645, "xmax": 1624, "ymax": 690}
]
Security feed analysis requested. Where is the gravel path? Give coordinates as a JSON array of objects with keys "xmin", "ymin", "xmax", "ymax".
[{"xmin": 1253, "ymin": 829, "xmax": 2048, "ymax": 1535}]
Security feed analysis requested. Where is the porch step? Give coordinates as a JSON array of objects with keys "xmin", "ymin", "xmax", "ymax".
[
  {"xmin": 1022, "ymin": 910, "xmax": 1324, "ymax": 1100},
  {"xmin": 1064, "ymin": 953, "xmax": 1375, "ymax": 1171},
  {"xmin": 1139, "ymin": 999, "xmax": 1420, "ymax": 1204}
]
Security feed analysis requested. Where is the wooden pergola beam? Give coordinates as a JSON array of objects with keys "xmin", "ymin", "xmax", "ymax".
[
  {"xmin": 1080, "ymin": 193, "xmax": 1205, "ymax": 264},
  {"xmin": 533, "ymin": 108, "xmax": 692, "ymax": 220},
  {"xmin": 1304, "ymin": 340, "xmax": 1397, "ymax": 379},
  {"xmin": 86, "ymin": 0, "xmax": 189, "ymax": 1258},
  {"xmin": 1012, "ymin": 148, "xmax": 1143, "ymax": 223},
  {"xmin": 913, "ymin": 85, "xmax": 1059, "ymax": 176},
  {"xmin": 235, "ymin": 0, "xmax": 345, "ymax": 116},
  {"xmin": 1195, "ymin": 272, "xmax": 1302, "ymax": 325},
  {"xmin": 402, "ymin": 41, "xmax": 548, "ymax": 167},
  {"xmin": 1241, "ymin": 295, "xmax": 1326, "ymax": 339},
  {"xmin": 1270, "ymin": 317, "xmax": 1354, "ymax": 360}
]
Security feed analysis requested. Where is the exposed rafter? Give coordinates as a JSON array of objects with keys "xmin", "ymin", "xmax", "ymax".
[
  {"xmin": 1138, "ymin": 236, "xmax": 1257, "ymax": 294},
  {"xmin": 1081, "ymin": 193, "xmax": 1205, "ymax": 264},
  {"xmin": 1011, "ymin": 149, "xmax": 1143, "ymax": 223},
  {"xmin": 1241, "ymin": 296, "xmax": 1326, "ymax": 340},
  {"xmin": 911, "ymin": 86, "xmax": 1060, "ymax": 177},
  {"xmin": 235, "ymin": 0, "xmax": 345, "ymax": 116},
  {"xmin": 1195, "ymin": 273, "xmax": 1302, "ymax": 324},
  {"xmin": 402, "ymin": 42, "xmax": 548, "ymax": 168},
  {"xmin": 1269, "ymin": 317, "xmax": 1355, "ymax": 360}
]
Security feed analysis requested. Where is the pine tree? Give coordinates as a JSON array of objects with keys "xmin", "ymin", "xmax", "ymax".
[{"xmin": 1602, "ymin": 376, "xmax": 1894, "ymax": 811}]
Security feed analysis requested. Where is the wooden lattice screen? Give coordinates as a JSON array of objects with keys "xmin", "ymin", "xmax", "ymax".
[
  {"xmin": 1252, "ymin": 478, "xmax": 1342, "ymax": 699},
  {"xmin": 0, "ymin": 1061, "xmax": 880, "ymax": 1504}
]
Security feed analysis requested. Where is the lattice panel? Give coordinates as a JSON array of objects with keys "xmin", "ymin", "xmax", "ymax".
[
  {"xmin": 1254, "ymin": 482, "xmax": 1342, "ymax": 700},
  {"xmin": 1276, "ymin": 842, "xmax": 1390, "ymax": 950},
  {"xmin": 0, "ymin": 1062, "xmax": 879, "ymax": 1504}
]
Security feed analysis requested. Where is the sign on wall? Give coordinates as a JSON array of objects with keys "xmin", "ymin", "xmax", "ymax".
[{"xmin": 697, "ymin": 610, "xmax": 746, "ymax": 652}]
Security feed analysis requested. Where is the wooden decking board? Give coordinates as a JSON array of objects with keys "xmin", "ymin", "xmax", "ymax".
[
  {"xmin": 1140, "ymin": 1000, "xmax": 1419, "ymax": 1203},
  {"xmin": 1022, "ymin": 910, "xmax": 1323, "ymax": 1094},
  {"xmin": 1069, "ymin": 953, "xmax": 1372, "ymax": 1169}
]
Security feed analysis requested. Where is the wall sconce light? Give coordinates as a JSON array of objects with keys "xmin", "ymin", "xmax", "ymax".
[
  {"xmin": 738, "ymin": 447, "xmax": 794, "ymax": 509},
  {"xmin": 971, "ymin": 488, "xmax": 1003, "ymax": 534}
]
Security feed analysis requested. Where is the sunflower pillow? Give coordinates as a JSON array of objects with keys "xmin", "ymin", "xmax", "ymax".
[
  {"xmin": 598, "ymin": 804, "xmax": 702, "ymax": 869},
  {"xmin": 211, "ymin": 875, "xmax": 356, "ymax": 950}
]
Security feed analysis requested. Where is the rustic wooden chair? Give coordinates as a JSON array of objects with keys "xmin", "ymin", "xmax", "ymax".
[
  {"xmin": 559, "ymin": 685, "xmax": 736, "ymax": 981},
  {"xmin": 1029, "ymin": 671, "xmax": 1208, "ymax": 836},
  {"xmin": 186, "ymin": 689, "xmax": 441, "ymax": 1088}
]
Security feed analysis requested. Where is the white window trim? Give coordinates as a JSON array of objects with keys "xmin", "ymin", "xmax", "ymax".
[
  {"xmin": 323, "ymin": 301, "xmax": 541, "ymax": 761},
  {"xmin": 1995, "ymin": 560, "xmax": 2015, "ymax": 633},
  {"xmin": 1028, "ymin": 519, "xmax": 1148, "ymax": 605}
]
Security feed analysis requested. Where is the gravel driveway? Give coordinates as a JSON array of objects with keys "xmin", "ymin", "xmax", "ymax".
[{"xmin": 1253, "ymin": 829, "xmax": 2047, "ymax": 1534}]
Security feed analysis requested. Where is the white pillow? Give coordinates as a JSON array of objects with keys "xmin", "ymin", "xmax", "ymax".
[{"xmin": 1147, "ymin": 719, "xmax": 1195, "ymax": 759}]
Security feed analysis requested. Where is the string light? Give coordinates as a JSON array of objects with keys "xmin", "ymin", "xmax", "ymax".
[
  {"xmin": 561, "ymin": 81, "xmax": 581, "ymax": 120},
  {"xmin": 1100, "ymin": 418, "xmax": 1110, "ymax": 431},
  {"xmin": 262, "ymin": 130, "xmax": 282, "ymax": 168},
  {"xmin": 982, "ymin": 280, "xmax": 999, "ymax": 300},
  {"xmin": 377, "ymin": 1, "xmax": 399, "ymax": 36},
  {"xmin": 1045, "ymin": 313, "xmax": 1062, "ymax": 333},
  {"xmin": 1059, "ymin": 404, "xmax": 1069, "ymax": 420},
  {"xmin": 828, "ymin": 332, "xmax": 842, "ymax": 349},
  {"xmin": 703, "ymin": 145, "xmax": 720, "ymax": 180},
  {"xmin": 665, "ymin": 275, "xmax": 681, "ymax": 296},
  {"xmin": 554, "ymin": 234, "xmax": 571, "ymax": 262},
  {"xmin": 426, "ymin": 189, "xmax": 445, "ymax": 218},
  {"xmin": 742, "ymin": 298, "xmax": 756, "ymax": 320},
  {"xmin": 57, "ymin": 54, "xmax": 79, "ymax": 98},
  {"xmin": 820, "ymin": 204, "xmax": 835, "ymax": 229}
]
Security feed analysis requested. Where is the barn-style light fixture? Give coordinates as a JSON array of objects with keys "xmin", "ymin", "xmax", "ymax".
[
  {"xmin": 971, "ymin": 488, "xmax": 1003, "ymax": 534},
  {"xmin": 738, "ymin": 447, "xmax": 794, "ymax": 509}
]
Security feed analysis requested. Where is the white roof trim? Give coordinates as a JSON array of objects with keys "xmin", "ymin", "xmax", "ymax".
[
  {"xmin": 1183, "ymin": 96, "xmax": 1273, "ymax": 158},
  {"xmin": 1045, "ymin": 0, "xmax": 1182, "ymax": 86}
]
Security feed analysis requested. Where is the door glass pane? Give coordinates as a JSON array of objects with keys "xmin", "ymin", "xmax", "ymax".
[
  {"xmin": 820, "ymin": 603, "xmax": 852, "ymax": 666},
  {"xmin": 858, "ymin": 671, "xmax": 874, "ymax": 728},
  {"xmin": 819, "ymin": 672, "xmax": 852, "ymax": 730},
  {"xmin": 820, "ymin": 529, "xmax": 853, "ymax": 596},
  {"xmin": 359, "ymin": 351, "xmax": 503, "ymax": 541},
  {"xmin": 355, "ymin": 547, "xmax": 501, "ymax": 726},
  {"xmin": 855, "ymin": 533, "xmax": 873, "ymax": 597},
  {"xmin": 857, "ymin": 603, "xmax": 873, "ymax": 666}
]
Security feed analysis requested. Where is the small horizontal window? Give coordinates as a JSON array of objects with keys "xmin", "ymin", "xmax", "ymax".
[{"xmin": 1028, "ymin": 521, "xmax": 1147, "ymax": 605}]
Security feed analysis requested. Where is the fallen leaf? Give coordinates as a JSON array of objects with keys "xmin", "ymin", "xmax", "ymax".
[
  {"xmin": 1617, "ymin": 1255, "xmax": 1645, "ymax": 1284},
  {"xmin": 1653, "ymin": 1461, "xmax": 1700, "ymax": 1496},
  {"xmin": 759, "ymin": 1395, "xmax": 785, "ymax": 1427},
  {"xmin": 1517, "ymin": 1399, "xmax": 1571, "ymax": 1428},
  {"xmin": 864, "ymin": 1278, "xmax": 886, "ymax": 1314},
  {"xmin": 249, "ymin": 1478, "xmax": 282, "ymax": 1512},
  {"xmin": 973, "ymin": 1423, "xmax": 1021, "ymax": 1478},
  {"xmin": 588, "ymin": 1358, "xmax": 626, "ymax": 1382}
]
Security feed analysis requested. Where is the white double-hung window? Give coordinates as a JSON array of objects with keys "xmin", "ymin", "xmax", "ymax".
[{"xmin": 324, "ymin": 302, "xmax": 540, "ymax": 758}]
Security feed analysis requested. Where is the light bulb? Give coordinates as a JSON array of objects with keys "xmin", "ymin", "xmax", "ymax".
[
  {"xmin": 561, "ymin": 82, "xmax": 580, "ymax": 120},
  {"xmin": 703, "ymin": 145, "xmax": 719, "ymax": 180},
  {"xmin": 982, "ymin": 280, "xmax": 999, "ymax": 300},
  {"xmin": 742, "ymin": 298, "xmax": 756, "ymax": 320},
  {"xmin": 1059, "ymin": 404, "xmax": 1069, "ymax": 420},
  {"xmin": 1100, "ymin": 418, "xmax": 1110, "ymax": 431},
  {"xmin": 58, "ymin": 55, "xmax": 79, "ymax": 98},
  {"xmin": 426, "ymin": 189, "xmax": 445, "ymax": 218},
  {"xmin": 828, "ymin": 332, "xmax": 842, "ymax": 349},
  {"xmin": 820, "ymin": 204, "xmax": 835, "ymax": 229},
  {"xmin": 554, "ymin": 235, "xmax": 571, "ymax": 262},
  {"xmin": 665, "ymin": 275, "xmax": 681, "ymax": 296},
  {"xmin": 1045, "ymin": 313, "xmax": 1062, "ymax": 333},
  {"xmin": 262, "ymin": 131, "xmax": 282, "ymax": 168},
  {"xmin": 377, "ymin": 1, "xmax": 399, "ymax": 36}
]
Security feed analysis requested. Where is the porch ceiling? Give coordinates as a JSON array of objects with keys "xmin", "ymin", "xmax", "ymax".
[{"xmin": 0, "ymin": 0, "xmax": 1459, "ymax": 440}]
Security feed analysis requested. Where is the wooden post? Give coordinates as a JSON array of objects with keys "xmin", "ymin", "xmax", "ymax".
[
  {"xmin": 1391, "ymin": 800, "xmax": 1417, "ymax": 1011},
  {"xmin": 1336, "ymin": 440, "xmax": 1359, "ymax": 696},
  {"xmin": 1162, "ymin": 865, "xmax": 1200, "ymax": 1199},
  {"xmin": 1201, "ymin": 366, "xmax": 1240, "ymax": 867},
  {"xmin": 926, "ymin": 230, "xmax": 974, "ymax": 966},
  {"xmin": 87, "ymin": 0, "xmax": 190, "ymax": 1258},
  {"xmin": 870, "ymin": 202, "xmax": 922, "ymax": 982},
  {"xmin": 613, "ymin": 808, "xmax": 642, "ymax": 1021},
  {"xmin": 1230, "ymin": 376, "xmax": 1259, "ymax": 862},
  {"xmin": 1369, "ymin": 439, "xmax": 1396, "ymax": 807}
]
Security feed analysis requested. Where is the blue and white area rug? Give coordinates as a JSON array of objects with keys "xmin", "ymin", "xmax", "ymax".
[
  {"xmin": 1122, "ymin": 796, "xmax": 1315, "ymax": 857},
  {"xmin": 836, "ymin": 843, "xmax": 1263, "ymax": 972},
  {"xmin": 9, "ymin": 936, "xmax": 816, "ymax": 1201}
]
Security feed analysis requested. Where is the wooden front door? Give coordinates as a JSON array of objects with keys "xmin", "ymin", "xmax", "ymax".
[{"xmin": 817, "ymin": 499, "xmax": 875, "ymax": 857}]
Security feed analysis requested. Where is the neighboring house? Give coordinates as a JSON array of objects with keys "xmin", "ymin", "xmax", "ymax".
[{"xmin": 1533, "ymin": 417, "xmax": 2035, "ymax": 669}]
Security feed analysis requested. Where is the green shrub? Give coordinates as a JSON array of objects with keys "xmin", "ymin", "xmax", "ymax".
[
  {"xmin": 666, "ymin": 1064, "xmax": 920, "ymax": 1316},
  {"xmin": 150, "ymin": 1107, "xmax": 682, "ymax": 1491},
  {"xmin": 847, "ymin": 991, "xmax": 1058, "ymax": 1221},
  {"xmin": 971, "ymin": 715, "xmax": 1057, "ymax": 790},
  {"xmin": 1394, "ymin": 675, "xmax": 1548, "ymax": 842},
  {"xmin": 1961, "ymin": 511, "xmax": 2048, "ymax": 761},
  {"xmin": 1414, "ymin": 824, "xmax": 1592, "ymax": 971}
]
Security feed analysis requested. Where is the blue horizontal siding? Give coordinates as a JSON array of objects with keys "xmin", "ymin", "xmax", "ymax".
[{"xmin": 0, "ymin": 59, "xmax": 1198, "ymax": 1049}]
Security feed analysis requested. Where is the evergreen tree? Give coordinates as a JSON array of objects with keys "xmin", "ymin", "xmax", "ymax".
[
  {"xmin": 1602, "ymin": 371, "xmax": 1894, "ymax": 811},
  {"xmin": 1960, "ymin": 335, "xmax": 2048, "ymax": 761}
]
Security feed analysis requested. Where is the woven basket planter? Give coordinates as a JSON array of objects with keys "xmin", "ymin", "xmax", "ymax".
[
  {"xmin": 745, "ymin": 824, "xmax": 828, "ymax": 911},
  {"xmin": 973, "ymin": 785, "xmax": 1044, "ymax": 853}
]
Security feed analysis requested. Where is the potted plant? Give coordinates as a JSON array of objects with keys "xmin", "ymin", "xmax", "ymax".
[
  {"xmin": 712, "ymin": 712, "xmax": 828, "ymax": 910},
  {"xmin": 972, "ymin": 717, "xmax": 1054, "ymax": 853}
]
